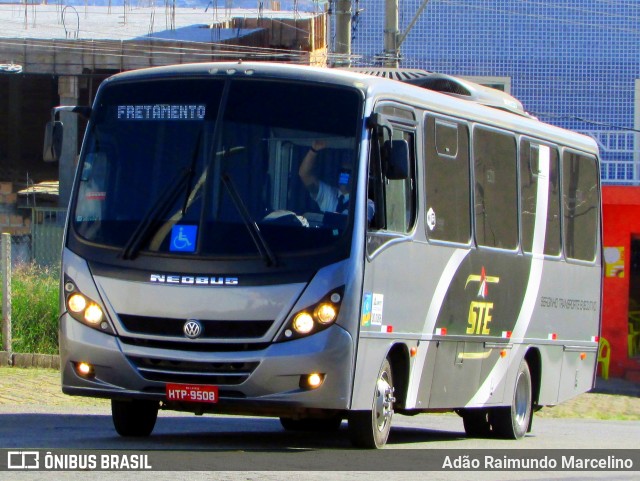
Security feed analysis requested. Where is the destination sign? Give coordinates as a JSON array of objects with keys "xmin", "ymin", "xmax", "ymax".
[{"xmin": 116, "ymin": 104, "xmax": 206, "ymax": 121}]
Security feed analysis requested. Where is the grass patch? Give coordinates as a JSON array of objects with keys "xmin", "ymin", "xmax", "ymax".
[
  {"xmin": 537, "ymin": 392, "xmax": 640, "ymax": 421},
  {"xmin": 0, "ymin": 263, "xmax": 59, "ymax": 354}
]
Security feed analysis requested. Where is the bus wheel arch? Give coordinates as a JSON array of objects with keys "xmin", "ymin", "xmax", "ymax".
[
  {"xmin": 348, "ymin": 343, "xmax": 408, "ymax": 449},
  {"xmin": 524, "ymin": 347, "xmax": 542, "ymax": 432},
  {"xmin": 386, "ymin": 343, "xmax": 410, "ymax": 410},
  {"xmin": 490, "ymin": 356, "xmax": 533, "ymax": 439}
]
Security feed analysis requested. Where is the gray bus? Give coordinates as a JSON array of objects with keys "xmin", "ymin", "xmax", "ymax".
[{"xmin": 45, "ymin": 62, "xmax": 602, "ymax": 448}]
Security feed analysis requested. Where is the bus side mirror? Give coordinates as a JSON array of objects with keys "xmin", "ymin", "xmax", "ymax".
[
  {"xmin": 43, "ymin": 105, "xmax": 91, "ymax": 162},
  {"xmin": 385, "ymin": 139, "xmax": 410, "ymax": 180},
  {"xmin": 43, "ymin": 120, "xmax": 63, "ymax": 162}
]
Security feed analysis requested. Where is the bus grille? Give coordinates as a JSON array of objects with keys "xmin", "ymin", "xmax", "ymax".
[
  {"xmin": 118, "ymin": 314, "xmax": 273, "ymax": 339},
  {"xmin": 127, "ymin": 356, "xmax": 259, "ymax": 385},
  {"xmin": 119, "ymin": 337, "xmax": 270, "ymax": 352}
]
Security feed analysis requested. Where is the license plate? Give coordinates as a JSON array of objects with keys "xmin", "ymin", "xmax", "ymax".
[{"xmin": 166, "ymin": 383, "xmax": 219, "ymax": 403}]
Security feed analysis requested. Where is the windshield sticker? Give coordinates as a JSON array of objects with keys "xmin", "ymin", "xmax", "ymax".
[
  {"xmin": 170, "ymin": 225, "xmax": 197, "ymax": 253},
  {"xmin": 85, "ymin": 191, "xmax": 106, "ymax": 201},
  {"xmin": 361, "ymin": 293, "xmax": 372, "ymax": 326},
  {"xmin": 117, "ymin": 105, "xmax": 206, "ymax": 121},
  {"xmin": 372, "ymin": 293, "xmax": 384, "ymax": 325}
]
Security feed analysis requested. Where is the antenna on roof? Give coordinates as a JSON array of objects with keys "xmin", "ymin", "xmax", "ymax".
[{"xmin": 62, "ymin": 6, "xmax": 80, "ymax": 39}]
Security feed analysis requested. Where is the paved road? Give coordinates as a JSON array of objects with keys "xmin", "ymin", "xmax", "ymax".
[{"xmin": 1, "ymin": 368, "xmax": 639, "ymax": 480}]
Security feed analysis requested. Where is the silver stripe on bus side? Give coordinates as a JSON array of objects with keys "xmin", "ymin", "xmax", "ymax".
[
  {"xmin": 465, "ymin": 145, "xmax": 551, "ymax": 407},
  {"xmin": 405, "ymin": 248, "xmax": 470, "ymax": 409}
]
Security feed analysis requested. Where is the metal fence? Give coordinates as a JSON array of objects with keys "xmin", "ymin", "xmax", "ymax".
[
  {"xmin": 30, "ymin": 207, "xmax": 66, "ymax": 267},
  {"xmin": 579, "ymin": 130, "xmax": 640, "ymax": 185},
  {"xmin": 3, "ymin": 207, "xmax": 66, "ymax": 268}
]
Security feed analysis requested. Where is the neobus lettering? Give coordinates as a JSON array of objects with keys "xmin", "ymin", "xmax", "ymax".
[{"xmin": 149, "ymin": 274, "xmax": 238, "ymax": 285}]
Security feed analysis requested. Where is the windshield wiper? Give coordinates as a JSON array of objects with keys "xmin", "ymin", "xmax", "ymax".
[
  {"xmin": 221, "ymin": 173, "xmax": 277, "ymax": 267},
  {"xmin": 120, "ymin": 167, "xmax": 193, "ymax": 260},
  {"xmin": 121, "ymin": 130, "xmax": 207, "ymax": 260}
]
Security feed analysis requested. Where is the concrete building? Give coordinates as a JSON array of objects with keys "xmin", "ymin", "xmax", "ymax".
[
  {"xmin": 348, "ymin": 0, "xmax": 640, "ymax": 380},
  {"xmin": 0, "ymin": 2, "xmax": 327, "ymax": 240}
]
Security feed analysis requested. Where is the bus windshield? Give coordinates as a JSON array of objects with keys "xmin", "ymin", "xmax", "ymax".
[{"xmin": 72, "ymin": 77, "xmax": 362, "ymax": 260}]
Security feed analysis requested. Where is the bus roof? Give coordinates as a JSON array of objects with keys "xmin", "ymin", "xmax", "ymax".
[{"xmin": 105, "ymin": 61, "xmax": 599, "ymax": 157}]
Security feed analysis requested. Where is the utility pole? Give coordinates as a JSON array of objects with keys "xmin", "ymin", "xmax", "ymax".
[
  {"xmin": 333, "ymin": 0, "xmax": 352, "ymax": 67},
  {"xmin": 383, "ymin": 0, "xmax": 399, "ymax": 67},
  {"xmin": 384, "ymin": 0, "xmax": 432, "ymax": 68}
]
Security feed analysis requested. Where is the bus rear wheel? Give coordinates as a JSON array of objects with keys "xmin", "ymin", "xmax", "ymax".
[
  {"xmin": 111, "ymin": 399, "xmax": 159, "ymax": 437},
  {"xmin": 460, "ymin": 408, "xmax": 492, "ymax": 438},
  {"xmin": 348, "ymin": 358, "xmax": 395, "ymax": 449},
  {"xmin": 490, "ymin": 359, "xmax": 532, "ymax": 439}
]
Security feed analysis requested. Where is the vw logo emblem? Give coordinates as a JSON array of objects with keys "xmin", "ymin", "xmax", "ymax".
[{"xmin": 183, "ymin": 319, "xmax": 203, "ymax": 339}]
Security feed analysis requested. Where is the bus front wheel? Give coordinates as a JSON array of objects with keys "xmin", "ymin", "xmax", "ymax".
[
  {"xmin": 279, "ymin": 415, "xmax": 343, "ymax": 432},
  {"xmin": 348, "ymin": 358, "xmax": 395, "ymax": 449},
  {"xmin": 490, "ymin": 359, "xmax": 532, "ymax": 439},
  {"xmin": 111, "ymin": 399, "xmax": 159, "ymax": 437}
]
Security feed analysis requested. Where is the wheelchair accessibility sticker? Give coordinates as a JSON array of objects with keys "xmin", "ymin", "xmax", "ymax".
[{"xmin": 170, "ymin": 225, "xmax": 197, "ymax": 252}]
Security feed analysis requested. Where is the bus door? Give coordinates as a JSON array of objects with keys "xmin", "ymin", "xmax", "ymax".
[{"xmin": 351, "ymin": 106, "xmax": 423, "ymax": 410}]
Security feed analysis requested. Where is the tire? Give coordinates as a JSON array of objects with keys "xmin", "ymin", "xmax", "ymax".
[
  {"xmin": 348, "ymin": 358, "xmax": 395, "ymax": 449},
  {"xmin": 460, "ymin": 408, "xmax": 492, "ymax": 438},
  {"xmin": 279, "ymin": 415, "xmax": 343, "ymax": 432},
  {"xmin": 111, "ymin": 399, "xmax": 159, "ymax": 437},
  {"xmin": 490, "ymin": 359, "xmax": 532, "ymax": 439}
]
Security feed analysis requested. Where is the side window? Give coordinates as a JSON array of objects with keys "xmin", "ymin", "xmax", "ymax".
[
  {"xmin": 520, "ymin": 141, "xmax": 561, "ymax": 256},
  {"xmin": 562, "ymin": 152, "xmax": 599, "ymax": 262},
  {"xmin": 473, "ymin": 128, "xmax": 518, "ymax": 249},
  {"xmin": 385, "ymin": 130, "xmax": 417, "ymax": 233},
  {"xmin": 367, "ymin": 128, "xmax": 417, "ymax": 234},
  {"xmin": 425, "ymin": 116, "xmax": 471, "ymax": 243}
]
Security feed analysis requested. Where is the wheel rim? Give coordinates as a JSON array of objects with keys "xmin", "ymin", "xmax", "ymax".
[
  {"xmin": 513, "ymin": 370, "xmax": 531, "ymax": 428},
  {"xmin": 374, "ymin": 374, "xmax": 394, "ymax": 432}
]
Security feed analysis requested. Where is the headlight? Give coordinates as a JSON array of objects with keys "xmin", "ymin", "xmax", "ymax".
[
  {"xmin": 84, "ymin": 303, "xmax": 104, "ymax": 325},
  {"xmin": 64, "ymin": 276, "xmax": 113, "ymax": 334},
  {"xmin": 315, "ymin": 303, "xmax": 337, "ymax": 324},
  {"xmin": 278, "ymin": 287, "xmax": 344, "ymax": 342},
  {"xmin": 293, "ymin": 312, "xmax": 315, "ymax": 334},
  {"xmin": 67, "ymin": 293, "xmax": 87, "ymax": 313}
]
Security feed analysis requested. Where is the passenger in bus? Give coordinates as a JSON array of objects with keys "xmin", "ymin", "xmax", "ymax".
[{"xmin": 299, "ymin": 140, "xmax": 374, "ymax": 221}]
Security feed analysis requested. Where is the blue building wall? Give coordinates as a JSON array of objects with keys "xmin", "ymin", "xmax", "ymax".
[{"xmin": 349, "ymin": 0, "xmax": 640, "ymax": 181}]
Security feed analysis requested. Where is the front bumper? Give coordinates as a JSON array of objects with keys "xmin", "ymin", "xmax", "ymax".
[{"xmin": 60, "ymin": 313, "xmax": 354, "ymax": 414}]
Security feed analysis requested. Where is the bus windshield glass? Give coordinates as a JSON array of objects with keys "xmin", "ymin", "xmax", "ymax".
[{"xmin": 72, "ymin": 77, "xmax": 362, "ymax": 259}]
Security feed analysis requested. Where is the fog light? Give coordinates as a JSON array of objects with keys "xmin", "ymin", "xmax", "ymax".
[
  {"xmin": 293, "ymin": 312, "xmax": 314, "ymax": 334},
  {"xmin": 76, "ymin": 362, "xmax": 94, "ymax": 378},
  {"xmin": 300, "ymin": 373, "xmax": 325, "ymax": 390},
  {"xmin": 315, "ymin": 303, "xmax": 337, "ymax": 324}
]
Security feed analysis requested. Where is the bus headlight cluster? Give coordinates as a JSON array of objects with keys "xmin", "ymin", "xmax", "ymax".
[
  {"xmin": 64, "ymin": 277, "xmax": 113, "ymax": 334},
  {"xmin": 278, "ymin": 287, "xmax": 344, "ymax": 341}
]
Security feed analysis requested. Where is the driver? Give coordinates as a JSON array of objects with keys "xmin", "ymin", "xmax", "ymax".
[{"xmin": 299, "ymin": 140, "xmax": 374, "ymax": 221}]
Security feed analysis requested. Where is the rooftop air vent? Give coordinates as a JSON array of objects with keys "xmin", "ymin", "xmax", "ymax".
[
  {"xmin": 346, "ymin": 67, "xmax": 531, "ymax": 118},
  {"xmin": 346, "ymin": 67, "xmax": 431, "ymax": 82},
  {"xmin": 406, "ymin": 73, "xmax": 532, "ymax": 118}
]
